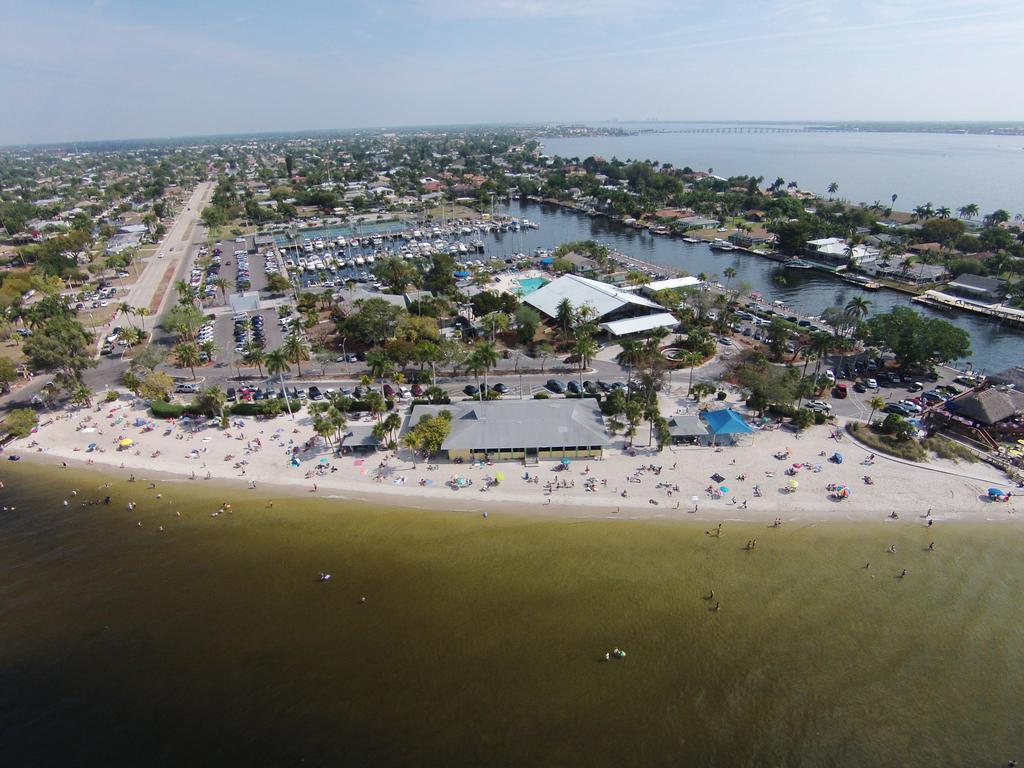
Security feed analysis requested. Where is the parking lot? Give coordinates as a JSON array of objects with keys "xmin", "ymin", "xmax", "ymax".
[{"xmin": 211, "ymin": 306, "xmax": 289, "ymax": 368}]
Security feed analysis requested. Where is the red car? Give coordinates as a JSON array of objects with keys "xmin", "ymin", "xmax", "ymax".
[
  {"xmin": 833, "ymin": 383, "xmax": 848, "ymax": 399},
  {"xmin": 411, "ymin": 383, "xmax": 424, "ymax": 397}
]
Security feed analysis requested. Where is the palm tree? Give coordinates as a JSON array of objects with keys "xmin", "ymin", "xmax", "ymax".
[
  {"xmin": 867, "ymin": 396, "xmax": 886, "ymax": 425},
  {"xmin": 117, "ymin": 302, "xmax": 136, "ymax": 330},
  {"xmin": 282, "ymin": 330, "xmax": 309, "ymax": 376},
  {"xmin": 135, "ymin": 306, "xmax": 150, "ymax": 334},
  {"xmin": 174, "ymin": 280, "xmax": 197, "ymax": 307},
  {"xmin": 119, "ymin": 326, "xmax": 143, "ymax": 358},
  {"xmin": 555, "ymin": 298, "xmax": 575, "ymax": 338},
  {"xmin": 723, "ymin": 267, "xmax": 737, "ymax": 291},
  {"xmin": 213, "ymin": 277, "xmax": 230, "ymax": 303},
  {"xmin": 364, "ymin": 390, "xmax": 386, "ymax": 422},
  {"xmin": 242, "ymin": 341, "xmax": 266, "ymax": 376},
  {"xmin": 199, "ymin": 338, "xmax": 217, "ymax": 363},
  {"xmin": 681, "ymin": 350, "xmax": 703, "ymax": 396},
  {"xmin": 936, "ymin": 206, "xmax": 951, "ymax": 219},
  {"xmin": 616, "ymin": 339, "xmax": 644, "ymax": 396},
  {"xmin": 844, "ymin": 296, "xmax": 871, "ymax": 325},
  {"xmin": 961, "ymin": 203, "xmax": 979, "ymax": 219},
  {"xmin": 572, "ymin": 333, "xmax": 598, "ymax": 393},
  {"xmin": 366, "ymin": 348, "xmax": 394, "ymax": 395},
  {"xmin": 265, "ymin": 348, "xmax": 293, "ymax": 419},
  {"xmin": 827, "ymin": 181, "xmax": 839, "ymax": 199},
  {"xmin": 890, "ymin": 193, "xmax": 898, "ymax": 212},
  {"xmin": 470, "ymin": 340, "xmax": 498, "ymax": 395},
  {"xmin": 808, "ymin": 332, "xmax": 833, "ymax": 381},
  {"xmin": 199, "ymin": 385, "xmax": 228, "ymax": 421},
  {"xmin": 173, "ymin": 342, "xmax": 200, "ymax": 380}
]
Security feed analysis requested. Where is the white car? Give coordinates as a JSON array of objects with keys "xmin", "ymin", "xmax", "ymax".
[
  {"xmin": 899, "ymin": 400, "xmax": 923, "ymax": 413},
  {"xmin": 824, "ymin": 369, "xmax": 836, "ymax": 383},
  {"xmin": 866, "ymin": 378, "xmax": 879, "ymax": 389},
  {"xmin": 807, "ymin": 400, "xmax": 833, "ymax": 412}
]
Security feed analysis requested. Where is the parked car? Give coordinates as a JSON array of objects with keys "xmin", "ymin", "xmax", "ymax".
[
  {"xmin": 546, "ymin": 379, "xmax": 565, "ymax": 394},
  {"xmin": 382, "ymin": 384, "xmax": 396, "ymax": 398},
  {"xmin": 866, "ymin": 378, "xmax": 879, "ymax": 389},
  {"xmin": 411, "ymin": 383, "xmax": 424, "ymax": 397},
  {"xmin": 226, "ymin": 388, "xmax": 237, "ymax": 402},
  {"xmin": 583, "ymin": 381, "xmax": 597, "ymax": 394},
  {"xmin": 463, "ymin": 384, "xmax": 479, "ymax": 396},
  {"xmin": 853, "ymin": 381, "xmax": 867, "ymax": 393},
  {"xmin": 807, "ymin": 400, "xmax": 832, "ymax": 412},
  {"xmin": 833, "ymin": 383, "xmax": 848, "ymax": 399},
  {"xmin": 567, "ymin": 380, "xmax": 581, "ymax": 394},
  {"xmin": 491, "ymin": 382, "xmax": 508, "ymax": 394},
  {"xmin": 308, "ymin": 386, "xmax": 323, "ymax": 401}
]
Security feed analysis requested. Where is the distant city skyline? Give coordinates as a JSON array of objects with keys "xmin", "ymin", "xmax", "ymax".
[{"xmin": 2, "ymin": 0, "xmax": 1023, "ymax": 145}]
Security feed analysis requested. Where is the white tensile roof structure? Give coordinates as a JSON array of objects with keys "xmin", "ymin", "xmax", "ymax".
[{"xmin": 523, "ymin": 274, "xmax": 662, "ymax": 320}]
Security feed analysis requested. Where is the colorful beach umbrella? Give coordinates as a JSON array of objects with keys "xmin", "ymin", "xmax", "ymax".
[
  {"xmin": 494, "ymin": 471, "xmax": 505, "ymax": 482},
  {"xmin": 788, "ymin": 479, "xmax": 799, "ymax": 489},
  {"xmin": 719, "ymin": 486, "xmax": 729, "ymax": 493},
  {"xmin": 561, "ymin": 458, "xmax": 570, "ymax": 465},
  {"xmin": 119, "ymin": 438, "xmax": 133, "ymax": 447}
]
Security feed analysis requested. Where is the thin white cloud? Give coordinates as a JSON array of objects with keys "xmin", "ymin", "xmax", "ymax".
[{"xmin": 411, "ymin": 0, "xmax": 667, "ymax": 18}]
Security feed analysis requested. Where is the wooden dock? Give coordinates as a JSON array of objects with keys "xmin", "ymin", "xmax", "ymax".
[{"xmin": 912, "ymin": 293, "xmax": 1024, "ymax": 328}]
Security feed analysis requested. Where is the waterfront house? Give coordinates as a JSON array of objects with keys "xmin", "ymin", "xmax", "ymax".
[
  {"xmin": 403, "ymin": 399, "xmax": 608, "ymax": 462},
  {"xmin": 805, "ymin": 238, "xmax": 879, "ymax": 268},
  {"xmin": 946, "ymin": 274, "xmax": 1006, "ymax": 303},
  {"xmin": 556, "ymin": 252, "xmax": 601, "ymax": 277},
  {"xmin": 729, "ymin": 231, "xmax": 776, "ymax": 249},
  {"xmin": 676, "ymin": 216, "xmax": 719, "ymax": 231},
  {"xmin": 862, "ymin": 254, "xmax": 949, "ymax": 285}
]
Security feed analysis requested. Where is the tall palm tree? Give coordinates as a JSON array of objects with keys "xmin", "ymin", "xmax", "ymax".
[
  {"xmin": 616, "ymin": 339, "xmax": 644, "ymax": 396},
  {"xmin": 242, "ymin": 341, "xmax": 266, "ymax": 376},
  {"xmin": 827, "ymin": 181, "xmax": 839, "ymax": 199},
  {"xmin": 282, "ymin": 330, "xmax": 309, "ymax": 377},
  {"xmin": 265, "ymin": 348, "xmax": 293, "ymax": 419},
  {"xmin": 135, "ymin": 306, "xmax": 150, "ymax": 333},
  {"xmin": 572, "ymin": 333, "xmax": 598, "ymax": 393},
  {"xmin": 867, "ymin": 396, "xmax": 886, "ymax": 425},
  {"xmin": 936, "ymin": 206, "xmax": 951, "ymax": 219},
  {"xmin": 173, "ymin": 342, "xmax": 200, "ymax": 380},
  {"xmin": 366, "ymin": 348, "xmax": 394, "ymax": 395},
  {"xmin": 723, "ymin": 266, "xmax": 737, "ymax": 291},
  {"xmin": 471, "ymin": 340, "xmax": 498, "ymax": 395},
  {"xmin": 808, "ymin": 332, "xmax": 833, "ymax": 381},
  {"xmin": 213, "ymin": 277, "xmax": 230, "ymax": 303},
  {"xmin": 844, "ymin": 296, "xmax": 871, "ymax": 325},
  {"xmin": 962, "ymin": 203, "xmax": 979, "ymax": 219},
  {"xmin": 199, "ymin": 338, "xmax": 217, "ymax": 363},
  {"xmin": 174, "ymin": 280, "xmax": 197, "ymax": 307},
  {"xmin": 117, "ymin": 302, "xmax": 136, "ymax": 330}
]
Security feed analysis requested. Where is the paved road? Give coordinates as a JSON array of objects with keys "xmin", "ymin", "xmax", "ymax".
[{"xmin": 0, "ymin": 183, "xmax": 213, "ymax": 409}]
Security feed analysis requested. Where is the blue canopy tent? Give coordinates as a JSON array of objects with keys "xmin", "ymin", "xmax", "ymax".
[{"xmin": 702, "ymin": 408, "xmax": 755, "ymax": 446}]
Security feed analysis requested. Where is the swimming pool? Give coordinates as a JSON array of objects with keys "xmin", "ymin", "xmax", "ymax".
[{"xmin": 515, "ymin": 277, "xmax": 549, "ymax": 296}]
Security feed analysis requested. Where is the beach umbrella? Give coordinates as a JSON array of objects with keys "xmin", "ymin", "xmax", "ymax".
[
  {"xmin": 119, "ymin": 438, "xmax": 133, "ymax": 447},
  {"xmin": 788, "ymin": 479, "xmax": 799, "ymax": 489},
  {"xmin": 719, "ymin": 485, "xmax": 729, "ymax": 493},
  {"xmin": 561, "ymin": 458, "xmax": 570, "ymax": 465},
  {"xmin": 494, "ymin": 471, "xmax": 505, "ymax": 482},
  {"xmin": 988, "ymin": 488, "xmax": 1006, "ymax": 497},
  {"xmin": 319, "ymin": 458, "xmax": 329, "ymax": 464}
]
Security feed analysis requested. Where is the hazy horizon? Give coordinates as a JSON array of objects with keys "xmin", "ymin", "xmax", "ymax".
[{"xmin": 3, "ymin": 0, "xmax": 1023, "ymax": 145}]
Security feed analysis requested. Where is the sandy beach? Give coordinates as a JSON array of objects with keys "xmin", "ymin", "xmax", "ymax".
[{"xmin": 9, "ymin": 392, "xmax": 1020, "ymax": 524}]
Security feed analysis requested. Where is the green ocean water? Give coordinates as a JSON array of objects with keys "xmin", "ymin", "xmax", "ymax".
[{"xmin": 1, "ymin": 463, "xmax": 1021, "ymax": 767}]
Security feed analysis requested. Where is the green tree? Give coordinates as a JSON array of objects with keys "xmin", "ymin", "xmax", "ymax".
[
  {"xmin": 401, "ymin": 411, "xmax": 452, "ymax": 457},
  {"xmin": 173, "ymin": 342, "xmax": 200, "ymax": 380},
  {"xmin": 0, "ymin": 356, "xmax": 17, "ymax": 393},
  {"xmin": 572, "ymin": 333, "xmax": 598, "ymax": 393},
  {"xmin": 266, "ymin": 272, "xmax": 292, "ymax": 293},
  {"xmin": 867, "ymin": 395, "xmax": 886, "ymax": 425},
  {"xmin": 282, "ymin": 330, "xmax": 310, "ymax": 376},
  {"xmin": 242, "ymin": 341, "xmax": 266, "ymax": 376},
  {"xmin": 196, "ymin": 385, "xmax": 227, "ymax": 420},
  {"xmin": 845, "ymin": 296, "xmax": 871, "ymax": 325},
  {"xmin": 514, "ymin": 305, "xmax": 540, "ymax": 345},
  {"xmin": 139, "ymin": 371, "xmax": 174, "ymax": 401},
  {"xmin": 865, "ymin": 307, "xmax": 970, "ymax": 370},
  {"xmin": 3, "ymin": 407, "xmax": 38, "ymax": 437},
  {"xmin": 22, "ymin": 316, "xmax": 95, "ymax": 393},
  {"xmin": 366, "ymin": 348, "xmax": 394, "ymax": 394}
]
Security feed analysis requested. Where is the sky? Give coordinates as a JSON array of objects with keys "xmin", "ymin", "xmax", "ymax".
[{"xmin": 2, "ymin": 0, "xmax": 1023, "ymax": 145}]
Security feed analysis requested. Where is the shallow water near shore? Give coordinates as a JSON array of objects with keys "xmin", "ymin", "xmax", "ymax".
[{"xmin": 1, "ymin": 463, "xmax": 1022, "ymax": 767}]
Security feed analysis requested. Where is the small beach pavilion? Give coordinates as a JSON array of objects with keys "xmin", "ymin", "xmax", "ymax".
[{"xmin": 702, "ymin": 408, "xmax": 755, "ymax": 446}]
